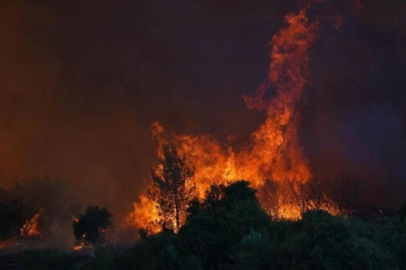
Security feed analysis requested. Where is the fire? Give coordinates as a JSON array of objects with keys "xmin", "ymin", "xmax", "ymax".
[
  {"xmin": 0, "ymin": 208, "xmax": 43, "ymax": 249},
  {"xmin": 127, "ymin": 0, "xmax": 362, "ymax": 232},
  {"xmin": 126, "ymin": 194, "xmax": 161, "ymax": 234},
  {"xmin": 20, "ymin": 208, "xmax": 42, "ymax": 237}
]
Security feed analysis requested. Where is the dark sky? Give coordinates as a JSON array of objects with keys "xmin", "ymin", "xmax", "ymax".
[{"xmin": 0, "ymin": 0, "xmax": 405, "ymax": 217}]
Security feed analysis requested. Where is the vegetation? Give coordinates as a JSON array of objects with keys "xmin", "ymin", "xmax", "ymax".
[
  {"xmin": 0, "ymin": 178, "xmax": 81, "ymax": 242},
  {"xmin": 398, "ymin": 201, "xmax": 406, "ymax": 222},
  {"xmin": 73, "ymin": 206, "xmax": 112, "ymax": 247},
  {"xmin": 1, "ymin": 180, "xmax": 406, "ymax": 270}
]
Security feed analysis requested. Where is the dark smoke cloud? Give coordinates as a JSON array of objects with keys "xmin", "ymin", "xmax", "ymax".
[
  {"xmin": 0, "ymin": 0, "xmax": 405, "ymax": 228},
  {"xmin": 303, "ymin": 0, "xmax": 406, "ymax": 207}
]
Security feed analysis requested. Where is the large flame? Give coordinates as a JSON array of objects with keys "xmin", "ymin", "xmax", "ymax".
[
  {"xmin": 126, "ymin": 194, "xmax": 161, "ymax": 234},
  {"xmin": 127, "ymin": 0, "xmax": 361, "ymax": 232}
]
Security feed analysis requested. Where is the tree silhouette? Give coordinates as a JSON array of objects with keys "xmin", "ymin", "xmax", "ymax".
[
  {"xmin": 186, "ymin": 181, "xmax": 258, "ymax": 221},
  {"xmin": 148, "ymin": 144, "xmax": 195, "ymax": 232},
  {"xmin": 223, "ymin": 180, "xmax": 257, "ymax": 205},
  {"xmin": 73, "ymin": 205, "xmax": 112, "ymax": 247}
]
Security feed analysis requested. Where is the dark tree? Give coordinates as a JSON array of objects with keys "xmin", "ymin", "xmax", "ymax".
[
  {"xmin": 186, "ymin": 181, "xmax": 258, "ymax": 220},
  {"xmin": 149, "ymin": 144, "xmax": 195, "ymax": 232},
  {"xmin": 73, "ymin": 205, "xmax": 112, "ymax": 247},
  {"xmin": 176, "ymin": 181, "xmax": 270, "ymax": 269},
  {"xmin": 223, "ymin": 180, "xmax": 257, "ymax": 205},
  {"xmin": 0, "ymin": 199, "xmax": 26, "ymax": 241},
  {"xmin": 185, "ymin": 198, "xmax": 203, "ymax": 222},
  {"xmin": 186, "ymin": 184, "xmax": 225, "ymax": 222}
]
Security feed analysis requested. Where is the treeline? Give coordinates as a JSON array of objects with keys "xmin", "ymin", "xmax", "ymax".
[
  {"xmin": 0, "ymin": 178, "xmax": 114, "ymax": 250},
  {"xmin": 8, "ymin": 180, "xmax": 406, "ymax": 270}
]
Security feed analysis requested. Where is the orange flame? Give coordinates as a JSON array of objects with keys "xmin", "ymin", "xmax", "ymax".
[
  {"xmin": 20, "ymin": 208, "xmax": 42, "ymax": 237},
  {"xmin": 126, "ymin": 194, "xmax": 161, "ymax": 234},
  {"xmin": 127, "ymin": 0, "xmax": 362, "ymax": 232}
]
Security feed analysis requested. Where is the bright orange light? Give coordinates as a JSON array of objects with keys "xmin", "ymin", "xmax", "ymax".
[{"xmin": 126, "ymin": 0, "xmax": 361, "ymax": 232}]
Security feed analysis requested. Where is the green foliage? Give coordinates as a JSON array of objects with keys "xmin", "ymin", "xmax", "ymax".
[
  {"xmin": 9, "ymin": 187, "xmax": 406, "ymax": 270},
  {"xmin": 397, "ymin": 201, "xmax": 406, "ymax": 222},
  {"xmin": 369, "ymin": 216, "xmax": 406, "ymax": 269},
  {"xmin": 73, "ymin": 206, "xmax": 112, "ymax": 247},
  {"xmin": 278, "ymin": 211, "xmax": 395, "ymax": 270},
  {"xmin": 223, "ymin": 180, "xmax": 257, "ymax": 206},
  {"xmin": 175, "ymin": 181, "xmax": 270, "ymax": 269},
  {"xmin": 111, "ymin": 184, "xmax": 406, "ymax": 270},
  {"xmin": 116, "ymin": 231, "xmax": 176, "ymax": 270},
  {"xmin": 186, "ymin": 180, "xmax": 258, "ymax": 219}
]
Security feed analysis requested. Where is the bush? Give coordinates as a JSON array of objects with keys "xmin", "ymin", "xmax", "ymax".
[
  {"xmin": 278, "ymin": 211, "xmax": 396, "ymax": 270},
  {"xmin": 176, "ymin": 200, "xmax": 271, "ymax": 269},
  {"xmin": 116, "ymin": 231, "xmax": 176, "ymax": 270},
  {"xmin": 73, "ymin": 206, "xmax": 112, "ymax": 247}
]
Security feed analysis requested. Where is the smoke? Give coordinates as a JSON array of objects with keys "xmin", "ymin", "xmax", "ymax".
[
  {"xmin": 0, "ymin": 0, "xmax": 282, "ymax": 224},
  {"xmin": 0, "ymin": 0, "xmax": 405, "ymax": 245},
  {"xmin": 300, "ymin": 0, "xmax": 406, "ymax": 208},
  {"xmin": 0, "ymin": 2, "xmax": 155, "ymax": 225}
]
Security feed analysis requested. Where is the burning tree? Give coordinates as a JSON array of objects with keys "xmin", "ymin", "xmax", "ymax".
[
  {"xmin": 148, "ymin": 144, "xmax": 195, "ymax": 232},
  {"xmin": 126, "ymin": 0, "xmax": 365, "ymax": 230}
]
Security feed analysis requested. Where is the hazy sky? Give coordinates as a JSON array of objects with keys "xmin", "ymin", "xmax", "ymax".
[{"xmin": 0, "ymin": 0, "xmax": 405, "ymax": 217}]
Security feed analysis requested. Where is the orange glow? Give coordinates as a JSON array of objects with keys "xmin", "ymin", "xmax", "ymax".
[
  {"xmin": 0, "ymin": 238, "xmax": 18, "ymax": 250},
  {"xmin": 126, "ymin": 194, "xmax": 161, "ymax": 234},
  {"xmin": 73, "ymin": 244, "xmax": 84, "ymax": 251},
  {"xmin": 20, "ymin": 208, "xmax": 42, "ymax": 237},
  {"xmin": 73, "ymin": 238, "xmax": 87, "ymax": 251},
  {"xmin": 127, "ymin": 1, "xmax": 361, "ymax": 232}
]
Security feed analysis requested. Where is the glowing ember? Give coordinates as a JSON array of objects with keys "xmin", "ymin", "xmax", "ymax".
[
  {"xmin": 127, "ymin": 0, "xmax": 362, "ymax": 232},
  {"xmin": 20, "ymin": 208, "xmax": 42, "ymax": 237},
  {"xmin": 73, "ymin": 238, "xmax": 87, "ymax": 251}
]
